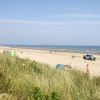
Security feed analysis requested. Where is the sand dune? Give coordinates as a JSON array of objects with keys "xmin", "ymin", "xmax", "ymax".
[{"xmin": 0, "ymin": 46, "xmax": 100, "ymax": 76}]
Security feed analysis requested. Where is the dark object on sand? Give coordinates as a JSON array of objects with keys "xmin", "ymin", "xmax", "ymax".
[
  {"xmin": 72, "ymin": 55, "xmax": 75, "ymax": 58},
  {"xmin": 65, "ymin": 65, "xmax": 72, "ymax": 69},
  {"xmin": 83, "ymin": 54, "xmax": 96, "ymax": 61},
  {"xmin": 3, "ymin": 50, "xmax": 7, "ymax": 54},
  {"xmin": 3, "ymin": 51, "xmax": 6, "ymax": 54}
]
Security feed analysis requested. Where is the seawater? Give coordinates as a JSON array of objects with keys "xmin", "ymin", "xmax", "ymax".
[{"xmin": 8, "ymin": 45, "xmax": 100, "ymax": 54}]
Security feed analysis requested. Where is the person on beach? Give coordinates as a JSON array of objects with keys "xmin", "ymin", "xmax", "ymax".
[
  {"xmin": 86, "ymin": 64, "xmax": 89, "ymax": 74},
  {"xmin": 50, "ymin": 50, "xmax": 52, "ymax": 54}
]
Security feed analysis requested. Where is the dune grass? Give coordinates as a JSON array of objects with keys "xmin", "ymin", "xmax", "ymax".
[{"xmin": 0, "ymin": 54, "xmax": 100, "ymax": 100}]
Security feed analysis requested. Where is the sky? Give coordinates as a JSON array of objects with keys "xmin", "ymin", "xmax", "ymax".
[{"xmin": 0, "ymin": 0, "xmax": 100, "ymax": 45}]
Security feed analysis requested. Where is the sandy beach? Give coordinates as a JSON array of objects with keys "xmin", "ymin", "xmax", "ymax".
[{"xmin": 0, "ymin": 46, "xmax": 100, "ymax": 76}]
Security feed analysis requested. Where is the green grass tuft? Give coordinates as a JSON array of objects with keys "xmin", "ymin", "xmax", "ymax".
[{"xmin": 0, "ymin": 54, "xmax": 100, "ymax": 100}]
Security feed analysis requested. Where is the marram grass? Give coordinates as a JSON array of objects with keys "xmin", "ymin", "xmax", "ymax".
[{"xmin": 0, "ymin": 54, "xmax": 100, "ymax": 100}]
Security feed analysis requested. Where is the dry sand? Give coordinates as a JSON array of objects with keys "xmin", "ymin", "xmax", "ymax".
[{"xmin": 0, "ymin": 46, "xmax": 100, "ymax": 76}]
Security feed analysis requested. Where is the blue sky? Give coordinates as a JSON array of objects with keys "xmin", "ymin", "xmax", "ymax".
[{"xmin": 0, "ymin": 0, "xmax": 100, "ymax": 45}]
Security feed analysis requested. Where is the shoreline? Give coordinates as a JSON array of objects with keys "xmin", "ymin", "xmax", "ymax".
[
  {"xmin": 1, "ymin": 45, "xmax": 100, "ymax": 55},
  {"xmin": 0, "ymin": 45, "xmax": 87, "ymax": 57}
]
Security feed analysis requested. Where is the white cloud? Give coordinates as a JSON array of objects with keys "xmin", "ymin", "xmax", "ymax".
[
  {"xmin": 0, "ymin": 19, "xmax": 100, "ymax": 25},
  {"xmin": 0, "ymin": 19, "xmax": 100, "ymax": 45},
  {"xmin": 0, "ymin": 19, "xmax": 33, "ymax": 24},
  {"xmin": 0, "ymin": 19, "xmax": 63, "ymax": 25},
  {"xmin": 0, "ymin": 19, "xmax": 100, "ymax": 34},
  {"xmin": 45, "ymin": 13, "xmax": 100, "ymax": 18}
]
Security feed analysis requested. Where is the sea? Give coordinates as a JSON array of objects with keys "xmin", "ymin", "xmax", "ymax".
[{"xmin": 7, "ymin": 45, "xmax": 100, "ymax": 54}]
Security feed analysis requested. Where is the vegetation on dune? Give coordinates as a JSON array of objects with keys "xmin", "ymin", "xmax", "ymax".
[{"xmin": 0, "ymin": 54, "xmax": 100, "ymax": 100}]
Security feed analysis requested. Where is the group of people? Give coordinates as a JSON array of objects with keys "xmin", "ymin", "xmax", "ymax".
[{"xmin": 50, "ymin": 50, "xmax": 56, "ymax": 54}]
